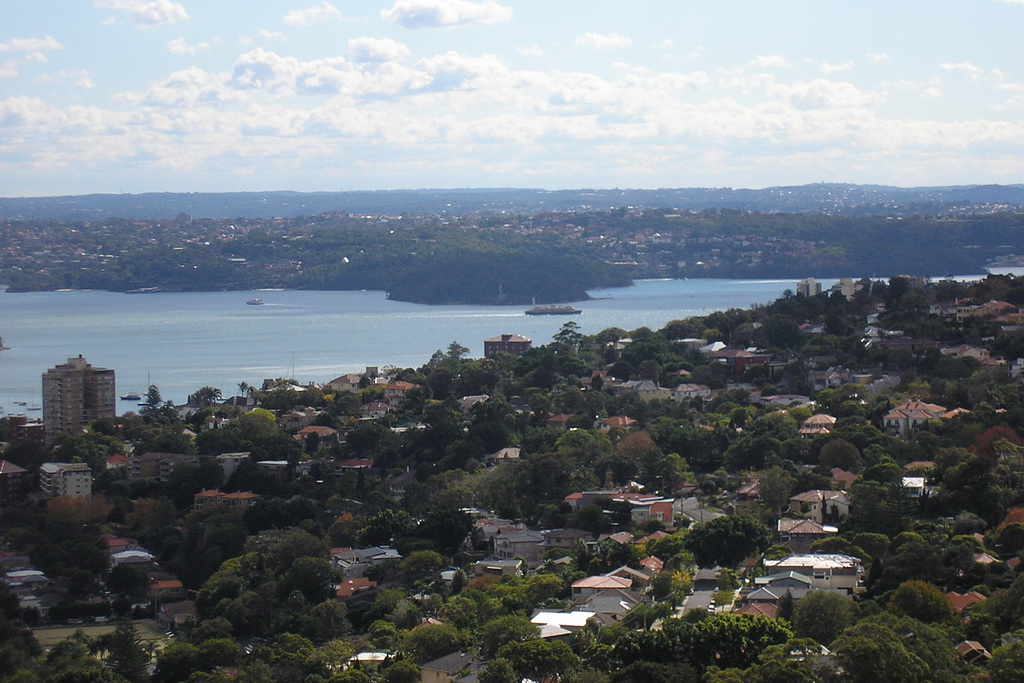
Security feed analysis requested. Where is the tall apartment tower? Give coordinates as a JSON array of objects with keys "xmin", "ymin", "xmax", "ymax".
[
  {"xmin": 42, "ymin": 355, "xmax": 116, "ymax": 443},
  {"xmin": 796, "ymin": 277, "xmax": 822, "ymax": 298}
]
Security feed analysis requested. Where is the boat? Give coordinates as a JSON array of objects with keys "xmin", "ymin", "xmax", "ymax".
[
  {"xmin": 27, "ymin": 405, "xmax": 40, "ymax": 411},
  {"xmin": 120, "ymin": 393, "xmax": 141, "ymax": 401},
  {"xmin": 525, "ymin": 305, "xmax": 582, "ymax": 315},
  {"xmin": 246, "ymin": 298, "xmax": 264, "ymax": 306}
]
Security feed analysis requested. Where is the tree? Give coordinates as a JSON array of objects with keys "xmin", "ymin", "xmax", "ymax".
[
  {"xmin": 832, "ymin": 622, "xmax": 928, "ymax": 683},
  {"xmin": 887, "ymin": 581, "xmax": 954, "ymax": 624},
  {"xmin": 757, "ymin": 467, "xmax": 796, "ymax": 517},
  {"xmin": 382, "ymin": 659, "xmax": 421, "ymax": 683},
  {"xmin": 683, "ymin": 516, "xmax": 771, "ymax": 568},
  {"xmin": 791, "ymin": 590, "xmax": 857, "ymax": 645},
  {"xmin": 479, "ymin": 658, "xmax": 517, "ymax": 683},
  {"xmin": 189, "ymin": 386, "xmax": 223, "ymax": 407},
  {"xmin": 989, "ymin": 641, "xmax": 1024, "ymax": 683},
  {"xmin": 479, "ymin": 615, "xmax": 540, "ymax": 658},
  {"xmin": 497, "ymin": 640, "xmax": 580, "ymax": 682},
  {"xmin": 400, "ymin": 624, "xmax": 470, "ymax": 664},
  {"xmin": 106, "ymin": 621, "xmax": 149, "ymax": 683}
]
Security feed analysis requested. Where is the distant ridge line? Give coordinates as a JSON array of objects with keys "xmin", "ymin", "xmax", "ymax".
[{"xmin": 2, "ymin": 183, "xmax": 1023, "ymax": 221}]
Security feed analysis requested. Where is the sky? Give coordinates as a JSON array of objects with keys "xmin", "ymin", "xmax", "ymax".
[{"xmin": 2, "ymin": 0, "xmax": 1024, "ymax": 196}]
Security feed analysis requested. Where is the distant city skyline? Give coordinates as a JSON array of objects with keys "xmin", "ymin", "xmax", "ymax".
[{"xmin": 3, "ymin": 1, "xmax": 1023, "ymax": 196}]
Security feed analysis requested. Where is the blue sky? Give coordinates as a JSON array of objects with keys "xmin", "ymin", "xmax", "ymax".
[{"xmin": 2, "ymin": 0, "xmax": 1023, "ymax": 196}]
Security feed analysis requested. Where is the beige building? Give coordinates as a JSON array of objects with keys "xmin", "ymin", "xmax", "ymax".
[
  {"xmin": 42, "ymin": 355, "xmax": 115, "ymax": 444},
  {"xmin": 39, "ymin": 462, "xmax": 93, "ymax": 498}
]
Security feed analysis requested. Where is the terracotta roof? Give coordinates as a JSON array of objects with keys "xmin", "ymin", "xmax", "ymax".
[
  {"xmin": 571, "ymin": 576, "xmax": 633, "ymax": 590},
  {"xmin": 946, "ymin": 590, "xmax": 987, "ymax": 613},
  {"xmin": 736, "ymin": 603, "xmax": 779, "ymax": 618}
]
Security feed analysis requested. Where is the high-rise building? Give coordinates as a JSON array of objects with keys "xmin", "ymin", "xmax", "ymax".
[{"xmin": 41, "ymin": 355, "xmax": 115, "ymax": 443}]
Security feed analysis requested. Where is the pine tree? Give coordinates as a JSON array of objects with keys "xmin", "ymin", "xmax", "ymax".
[{"xmin": 106, "ymin": 621, "xmax": 149, "ymax": 683}]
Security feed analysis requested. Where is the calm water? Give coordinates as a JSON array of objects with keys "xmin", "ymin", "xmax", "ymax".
[{"xmin": 0, "ymin": 278, "xmax": 810, "ymax": 411}]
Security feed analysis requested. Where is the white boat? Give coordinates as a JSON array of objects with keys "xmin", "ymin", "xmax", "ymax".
[{"xmin": 246, "ymin": 298, "xmax": 264, "ymax": 306}]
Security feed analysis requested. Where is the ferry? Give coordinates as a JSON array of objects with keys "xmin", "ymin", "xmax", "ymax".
[
  {"xmin": 246, "ymin": 298, "xmax": 265, "ymax": 306},
  {"xmin": 120, "ymin": 393, "xmax": 141, "ymax": 401},
  {"xmin": 525, "ymin": 305, "xmax": 582, "ymax": 315}
]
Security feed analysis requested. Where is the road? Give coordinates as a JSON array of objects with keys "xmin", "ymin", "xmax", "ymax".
[
  {"xmin": 678, "ymin": 497, "xmax": 726, "ymax": 524},
  {"xmin": 679, "ymin": 589, "xmax": 716, "ymax": 615}
]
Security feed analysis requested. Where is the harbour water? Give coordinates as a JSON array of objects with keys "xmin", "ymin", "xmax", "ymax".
[{"xmin": 0, "ymin": 278, "xmax": 812, "ymax": 411}]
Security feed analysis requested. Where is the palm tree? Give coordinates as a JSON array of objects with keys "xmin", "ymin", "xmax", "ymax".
[{"xmin": 189, "ymin": 386, "xmax": 223, "ymax": 408}]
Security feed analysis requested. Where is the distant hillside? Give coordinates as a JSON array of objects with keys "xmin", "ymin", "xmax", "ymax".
[{"xmin": 2, "ymin": 184, "xmax": 1024, "ymax": 221}]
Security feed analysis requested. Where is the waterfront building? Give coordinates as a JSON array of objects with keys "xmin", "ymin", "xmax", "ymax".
[
  {"xmin": 39, "ymin": 462, "xmax": 93, "ymax": 498},
  {"xmin": 484, "ymin": 333, "xmax": 532, "ymax": 357},
  {"xmin": 41, "ymin": 355, "xmax": 115, "ymax": 444}
]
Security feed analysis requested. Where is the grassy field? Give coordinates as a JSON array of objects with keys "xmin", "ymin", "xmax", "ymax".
[{"xmin": 32, "ymin": 620, "xmax": 169, "ymax": 651}]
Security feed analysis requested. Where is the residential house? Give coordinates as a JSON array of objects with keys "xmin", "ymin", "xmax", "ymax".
[
  {"xmin": 788, "ymin": 490, "xmax": 851, "ymax": 524},
  {"xmin": 541, "ymin": 528, "xmax": 593, "ymax": 551},
  {"xmin": 148, "ymin": 578, "xmax": 187, "ymax": 604},
  {"xmin": 831, "ymin": 468, "xmax": 857, "ymax": 490},
  {"xmin": 884, "ymin": 400, "xmax": 948, "ymax": 436},
  {"xmin": 472, "ymin": 559, "xmax": 524, "ymax": 577},
  {"xmin": 597, "ymin": 415, "xmax": 638, "ymax": 432},
  {"xmin": 777, "ymin": 519, "xmax": 838, "ymax": 554},
  {"xmin": 294, "ymin": 425, "xmax": 340, "ymax": 449},
  {"xmin": 546, "ymin": 414, "xmax": 572, "ymax": 430},
  {"xmin": 576, "ymin": 587, "xmax": 643, "ymax": 626},
  {"xmin": 332, "ymin": 546, "xmax": 402, "ymax": 578},
  {"xmin": 762, "ymin": 554, "xmax": 864, "ymax": 594},
  {"xmin": 419, "ymin": 652, "xmax": 481, "ymax": 683},
  {"xmin": 629, "ymin": 498, "xmax": 675, "ymax": 528},
  {"xmin": 708, "ymin": 348, "xmax": 771, "ymax": 377},
  {"xmin": 800, "ymin": 414, "xmax": 837, "ymax": 436},
  {"xmin": 493, "ymin": 529, "xmax": 545, "ymax": 565},
  {"xmin": 947, "ymin": 591, "xmax": 987, "ymax": 614},
  {"xmin": 670, "ymin": 383, "xmax": 712, "ymax": 402},
  {"xmin": 157, "ymin": 600, "xmax": 196, "ymax": 634},
  {"xmin": 530, "ymin": 610, "xmax": 596, "ymax": 639},
  {"xmin": 614, "ymin": 380, "xmax": 671, "ymax": 402},
  {"xmin": 281, "ymin": 407, "xmax": 319, "ymax": 430},
  {"xmin": 336, "ymin": 577, "xmax": 377, "ymax": 600},
  {"xmin": 571, "ymin": 575, "xmax": 632, "ymax": 598},
  {"xmin": 383, "ymin": 381, "xmax": 420, "ymax": 405},
  {"xmin": 955, "ymin": 641, "xmax": 992, "ymax": 665},
  {"xmin": 326, "ymin": 373, "xmax": 364, "ymax": 393},
  {"xmin": 361, "ymin": 401, "xmax": 392, "ymax": 419}
]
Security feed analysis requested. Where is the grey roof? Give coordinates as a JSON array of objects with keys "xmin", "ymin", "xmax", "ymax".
[{"xmin": 421, "ymin": 651, "xmax": 480, "ymax": 674}]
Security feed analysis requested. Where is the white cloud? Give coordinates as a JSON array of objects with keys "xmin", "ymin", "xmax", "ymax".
[
  {"xmin": 349, "ymin": 38, "xmax": 411, "ymax": 63},
  {"xmin": 38, "ymin": 70, "xmax": 96, "ymax": 89},
  {"xmin": 750, "ymin": 54, "xmax": 790, "ymax": 68},
  {"xmin": 819, "ymin": 60, "xmax": 854, "ymax": 74},
  {"xmin": 258, "ymin": 29, "xmax": 287, "ymax": 41},
  {"xmin": 995, "ymin": 95, "xmax": 1024, "ymax": 110},
  {"xmin": 381, "ymin": 0, "xmax": 512, "ymax": 28},
  {"xmin": 167, "ymin": 37, "xmax": 209, "ymax": 55},
  {"xmin": 866, "ymin": 53, "xmax": 890, "ymax": 64},
  {"xmin": 575, "ymin": 33, "xmax": 632, "ymax": 50},
  {"xmin": 115, "ymin": 65, "xmax": 239, "ymax": 106},
  {"xmin": 517, "ymin": 43, "xmax": 543, "ymax": 58},
  {"xmin": 94, "ymin": 0, "xmax": 188, "ymax": 27},
  {"xmin": 0, "ymin": 36, "xmax": 63, "ymax": 53},
  {"xmin": 941, "ymin": 61, "xmax": 982, "ymax": 76},
  {"xmin": 282, "ymin": 3, "xmax": 342, "ymax": 28}
]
